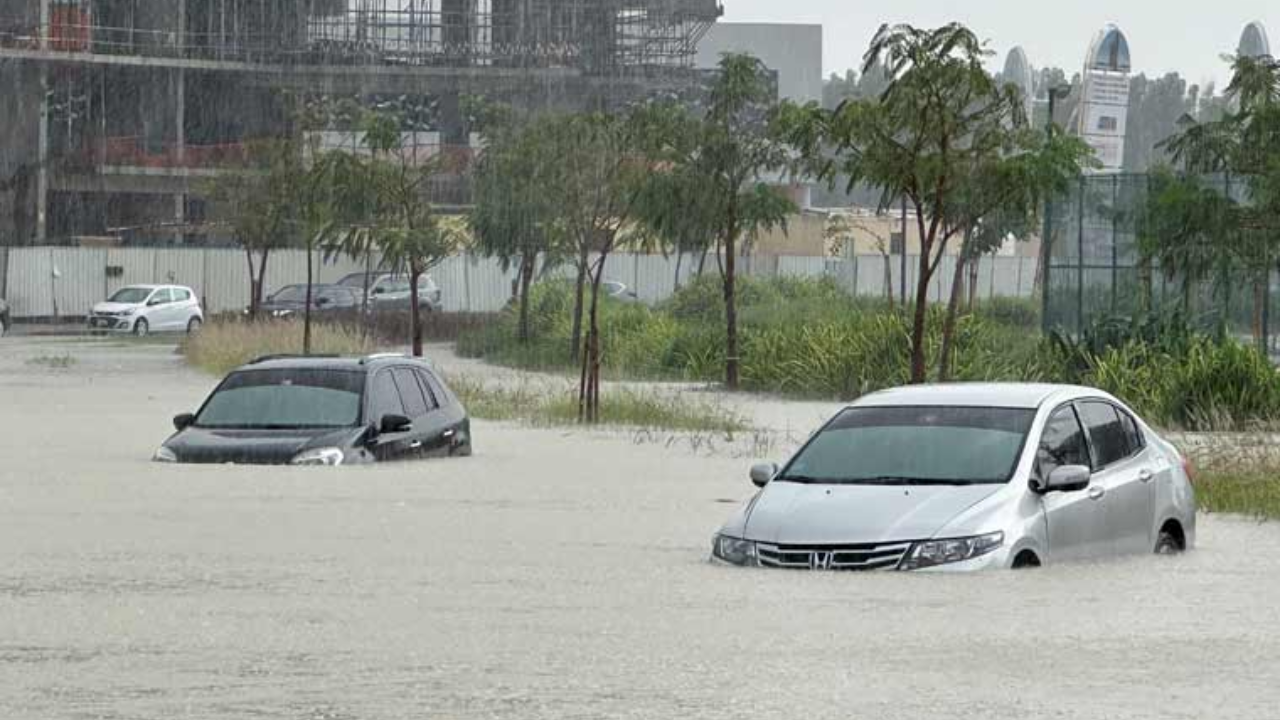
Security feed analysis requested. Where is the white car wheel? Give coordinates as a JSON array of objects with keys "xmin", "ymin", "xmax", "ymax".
[{"xmin": 187, "ymin": 317, "xmax": 203, "ymax": 334}]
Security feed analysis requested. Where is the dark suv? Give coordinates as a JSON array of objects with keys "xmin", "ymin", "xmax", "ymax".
[{"xmin": 155, "ymin": 354, "xmax": 471, "ymax": 465}]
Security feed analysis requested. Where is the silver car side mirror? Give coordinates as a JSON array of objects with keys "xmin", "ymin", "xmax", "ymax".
[
  {"xmin": 1043, "ymin": 465, "xmax": 1092, "ymax": 493},
  {"xmin": 750, "ymin": 462, "xmax": 779, "ymax": 488}
]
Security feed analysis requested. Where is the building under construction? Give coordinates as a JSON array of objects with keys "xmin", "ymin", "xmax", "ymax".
[{"xmin": 0, "ymin": 0, "xmax": 721, "ymax": 245}]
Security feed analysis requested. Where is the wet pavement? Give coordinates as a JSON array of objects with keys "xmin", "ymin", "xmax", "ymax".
[{"xmin": 1, "ymin": 337, "xmax": 1279, "ymax": 719}]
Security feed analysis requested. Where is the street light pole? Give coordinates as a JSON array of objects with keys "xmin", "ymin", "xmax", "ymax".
[{"xmin": 1041, "ymin": 84, "xmax": 1071, "ymax": 334}]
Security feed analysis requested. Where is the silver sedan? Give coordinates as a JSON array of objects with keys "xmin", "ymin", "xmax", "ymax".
[{"xmin": 712, "ymin": 384, "xmax": 1197, "ymax": 571}]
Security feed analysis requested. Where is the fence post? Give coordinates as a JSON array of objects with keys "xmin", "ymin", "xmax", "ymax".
[{"xmin": 1077, "ymin": 175, "xmax": 1086, "ymax": 336}]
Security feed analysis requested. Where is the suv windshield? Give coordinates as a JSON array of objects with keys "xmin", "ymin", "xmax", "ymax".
[
  {"xmin": 196, "ymin": 369, "xmax": 364, "ymax": 430},
  {"xmin": 109, "ymin": 288, "xmax": 152, "ymax": 304},
  {"xmin": 268, "ymin": 286, "xmax": 310, "ymax": 303},
  {"xmin": 779, "ymin": 406, "xmax": 1035, "ymax": 486}
]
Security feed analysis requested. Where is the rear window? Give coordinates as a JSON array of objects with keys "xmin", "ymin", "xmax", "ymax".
[
  {"xmin": 1078, "ymin": 402, "xmax": 1131, "ymax": 469},
  {"xmin": 197, "ymin": 369, "xmax": 364, "ymax": 429},
  {"xmin": 779, "ymin": 406, "xmax": 1035, "ymax": 486}
]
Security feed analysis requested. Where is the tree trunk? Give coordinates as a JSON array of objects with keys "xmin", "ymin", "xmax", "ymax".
[
  {"xmin": 245, "ymin": 248, "xmax": 258, "ymax": 319},
  {"xmin": 967, "ymin": 256, "xmax": 980, "ymax": 311},
  {"xmin": 255, "ymin": 249, "xmax": 271, "ymax": 320},
  {"xmin": 697, "ymin": 247, "xmax": 709, "ymax": 277},
  {"xmin": 517, "ymin": 252, "xmax": 535, "ymax": 344},
  {"xmin": 569, "ymin": 247, "xmax": 589, "ymax": 363},
  {"xmin": 410, "ymin": 267, "xmax": 424, "ymax": 357},
  {"xmin": 723, "ymin": 216, "xmax": 740, "ymax": 390},
  {"xmin": 303, "ymin": 244, "xmax": 314, "ymax": 355},
  {"xmin": 909, "ymin": 244, "xmax": 933, "ymax": 384},
  {"xmin": 1253, "ymin": 275, "xmax": 1266, "ymax": 347},
  {"xmin": 359, "ymin": 240, "xmax": 373, "ymax": 340},
  {"xmin": 673, "ymin": 250, "xmax": 684, "ymax": 291},
  {"xmin": 884, "ymin": 252, "xmax": 894, "ymax": 311},
  {"xmin": 578, "ymin": 256, "xmax": 607, "ymax": 424},
  {"xmin": 938, "ymin": 254, "xmax": 969, "ymax": 382}
]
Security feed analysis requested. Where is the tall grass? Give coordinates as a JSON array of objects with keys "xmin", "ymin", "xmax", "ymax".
[
  {"xmin": 183, "ymin": 320, "xmax": 375, "ymax": 376},
  {"xmin": 445, "ymin": 375, "xmax": 748, "ymax": 433},
  {"xmin": 1196, "ymin": 472, "xmax": 1280, "ymax": 520}
]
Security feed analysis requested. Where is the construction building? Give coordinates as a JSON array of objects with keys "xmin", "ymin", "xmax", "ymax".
[{"xmin": 0, "ymin": 0, "xmax": 721, "ymax": 246}]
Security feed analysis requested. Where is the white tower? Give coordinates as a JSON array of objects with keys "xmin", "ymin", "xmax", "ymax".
[
  {"xmin": 1239, "ymin": 21, "xmax": 1271, "ymax": 58},
  {"xmin": 1076, "ymin": 24, "xmax": 1132, "ymax": 173},
  {"xmin": 1002, "ymin": 47, "xmax": 1035, "ymax": 122}
]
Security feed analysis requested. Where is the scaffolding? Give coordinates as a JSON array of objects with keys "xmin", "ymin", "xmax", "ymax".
[{"xmin": 1, "ymin": 0, "xmax": 720, "ymax": 71}]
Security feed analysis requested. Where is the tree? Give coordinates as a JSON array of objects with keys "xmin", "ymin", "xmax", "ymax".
[
  {"xmin": 470, "ymin": 114, "xmax": 566, "ymax": 344},
  {"xmin": 203, "ymin": 140, "xmax": 304, "ymax": 320},
  {"xmin": 1157, "ymin": 54, "xmax": 1280, "ymax": 345},
  {"xmin": 780, "ymin": 23, "xmax": 1092, "ymax": 383},
  {"xmin": 646, "ymin": 53, "xmax": 795, "ymax": 390}
]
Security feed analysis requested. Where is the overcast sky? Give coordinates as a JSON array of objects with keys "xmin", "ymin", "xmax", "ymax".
[{"xmin": 722, "ymin": 0, "xmax": 1276, "ymax": 89}]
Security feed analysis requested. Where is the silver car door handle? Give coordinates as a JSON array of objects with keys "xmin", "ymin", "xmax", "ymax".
[
  {"xmin": 1138, "ymin": 469, "xmax": 1154, "ymax": 483},
  {"xmin": 1087, "ymin": 486, "xmax": 1106, "ymax": 501}
]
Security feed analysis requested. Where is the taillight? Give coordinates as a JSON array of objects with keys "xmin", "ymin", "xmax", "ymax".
[{"xmin": 1181, "ymin": 455, "xmax": 1196, "ymax": 485}]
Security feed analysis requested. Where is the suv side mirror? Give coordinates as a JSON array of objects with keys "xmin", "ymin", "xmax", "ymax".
[
  {"xmin": 750, "ymin": 462, "xmax": 779, "ymax": 488},
  {"xmin": 316, "ymin": 296, "xmax": 332, "ymax": 306},
  {"xmin": 380, "ymin": 414, "xmax": 412, "ymax": 434},
  {"xmin": 173, "ymin": 413, "xmax": 196, "ymax": 431},
  {"xmin": 1042, "ymin": 465, "xmax": 1092, "ymax": 493}
]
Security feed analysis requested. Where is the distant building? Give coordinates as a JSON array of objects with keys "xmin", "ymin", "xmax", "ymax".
[
  {"xmin": 1239, "ymin": 21, "xmax": 1271, "ymax": 58},
  {"xmin": 1075, "ymin": 24, "xmax": 1132, "ymax": 173},
  {"xmin": 1001, "ymin": 47, "xmax": 1035, "ymax": 122},
  {"xmin": 695, "ymin": 23, "xmax": 823, "ymax": 104},
  {"xmin": 695, "ymin": 22, "xmax": 823, "ymax": 209}
]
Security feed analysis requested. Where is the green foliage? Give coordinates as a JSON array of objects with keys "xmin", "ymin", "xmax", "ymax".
[{"xmin": 1195, "ymin": 472, "xmax": 1280, "ymax": 520}]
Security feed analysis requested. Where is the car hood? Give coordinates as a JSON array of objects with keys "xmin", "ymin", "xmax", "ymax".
[
  {"xmin": 164, "ymin": 426, "xmax": 361, "ymax": 465},
  {"xmin": 743, "ymin": 481, "xmax": 1005, "ymax": 545},
  {"xmin": 93, "ymin": 301, "xmax": 142, "ymax": 314}
]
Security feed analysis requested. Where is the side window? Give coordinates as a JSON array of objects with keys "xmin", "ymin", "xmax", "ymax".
[
  {"xmin": 1119, "ymin": 410, "xmax": 1144, "ymax": 454},
  {"xmin": 369, "ymin": 371, "xmax": 405, "ymax": 419},
  {"xmin": 415, "ymin": 369, "xmax": 444, "ymax": 410},
  {"xmin": 1037, "ymin": 406, "xmax": 1090, "ymax": 479},
  {"xmin": 150, "ymin": 288, "xmax": 173, "ymax": 305},
  {"xmin": 1078, "ymin": 402, "xmax": 1130, "ymax": 469},
  {"xmin": 392, "ymin": 368, "xmax": 429, "ymax": 418},
  {"xmin": 173, "ymin": 288, "xmax": 190, "ymax": 302}
]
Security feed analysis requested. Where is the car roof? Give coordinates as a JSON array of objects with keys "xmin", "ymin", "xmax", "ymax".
[
  {"xmin": 851, "ymin": 383, "xmax": 1108, "ymax": 410},
  {"xmin": 231, "ymin": 354, "xmax": 434, "ymax": 373}
]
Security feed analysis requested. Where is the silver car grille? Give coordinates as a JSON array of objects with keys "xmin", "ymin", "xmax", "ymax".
[{"xmin": 756, "ymin": 541, "xmax": 914, "ymax": 571}]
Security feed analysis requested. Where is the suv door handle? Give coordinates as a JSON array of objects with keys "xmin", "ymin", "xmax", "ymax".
[
  {"xmin": 1087, "ymin": 486, "xmax": 1106, "ymax": 501},
  {"xmin": 1138, "ymin": 469, "xmax": 1154, "ymax": 483},
  {"xmin": 409, "ymin": 440, "xmax": 423, "ymax": 450}
]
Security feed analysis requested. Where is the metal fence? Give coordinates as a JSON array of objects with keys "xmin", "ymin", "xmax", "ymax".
[
  {"xmin": 1043, "ymin": 173, "xmax": 1272, "ymax": 349},
  {"xmin": 1, "ymin": 246, "xmax": 1041, "ymax": 321}
]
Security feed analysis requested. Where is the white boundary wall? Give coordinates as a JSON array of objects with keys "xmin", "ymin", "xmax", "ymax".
[{"xmin": 2, "ymin": 247, "xmax": 1040, "ymax": 319}]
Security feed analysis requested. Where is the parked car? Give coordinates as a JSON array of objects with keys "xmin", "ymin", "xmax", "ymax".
[
  {"xmin": 0, "ymin": 297, "xmax": 10, "ymax": 336},
  {"xmin": 336, "ymin": 272, "xmax": 443, "ymax": 313},
  {"xmin": 711, "ymin": 384, "xmax": 1196, "ymax": 572},
  {"xmin": 257, "ymin": 284, "xmax": 362, "ymax": 320},
  {"xmin": 154, "ymin": 354, "xmax": 472, "ymax": 465},
  {"xmin": 602, "ymin": 280, "xmax": 640, "ymax": 303},
  {"xmin": 88, "ymin": 285, "xmax": 203, "ymax": 336}
]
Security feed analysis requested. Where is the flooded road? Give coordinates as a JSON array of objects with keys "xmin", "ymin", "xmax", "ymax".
[{"xmin": 2, "ymin": 338, "xmax": 1279, "ymax": 719}]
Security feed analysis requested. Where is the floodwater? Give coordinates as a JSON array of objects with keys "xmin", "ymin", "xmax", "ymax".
[{"xmin": 1, "ymin": 338, "xmax": 1279, "ymax": 719}]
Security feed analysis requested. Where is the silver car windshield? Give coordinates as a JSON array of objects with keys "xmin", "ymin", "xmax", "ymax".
[
  {"xmin": 109, "ymin": 288, "xmax": 151, "ymax": 304},
  {"xmin": 779, "ymin": 406, "xmax": 1035, "ymax": 486}
]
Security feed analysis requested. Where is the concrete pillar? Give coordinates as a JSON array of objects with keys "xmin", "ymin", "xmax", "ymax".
[
  {"xmin": 38, "ymin": 0, "xmax": 50, "ymax": 49},
  {"xmin": 174, "ymin": 67, "xmax": 186, "ymax": 244},
  {"xmin": 36, "ymin": 67, "xmax": 48, "ymax": 243}
]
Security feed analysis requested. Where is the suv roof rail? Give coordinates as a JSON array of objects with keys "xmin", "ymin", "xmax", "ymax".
[
  {"xmin": 360, "ymin": 352, "xmax": 409, "ymax": 365},
  {"xmin": 247, "ymin": 353, "xmax": 342, "ymax": 365}
]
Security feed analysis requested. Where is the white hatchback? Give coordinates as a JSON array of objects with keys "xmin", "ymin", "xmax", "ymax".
[{"xmin": 88, "ymin": 285, "xmax": 204, "ymax": 336}]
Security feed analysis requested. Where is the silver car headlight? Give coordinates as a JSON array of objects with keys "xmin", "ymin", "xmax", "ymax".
[
  {"xmin": 153, "ymin": 446, "xmax": 178, "ymax": 463},
  {"xmin": 900, "ymin": 532, "xmax": 1004, "ymax": 570},
  {"xmin": 711, "ymin": 534, "xmax": 758, "ymax": 566},
  {"xmin": 122, "ymin": 307, "xmax": 138, "ymax": 316},
  {"xmin": 290, "ymin": 448, "xmax": 345, "ymax": 466}
]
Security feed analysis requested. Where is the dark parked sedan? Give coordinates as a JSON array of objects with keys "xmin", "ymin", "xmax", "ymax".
[
  {"xmin": 154, "ymin": 354, "xmax": 472, "ymax": 465},
  {"xmin": 257, "ymin": 284, "xmax": 362, "ymax": 320}
]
